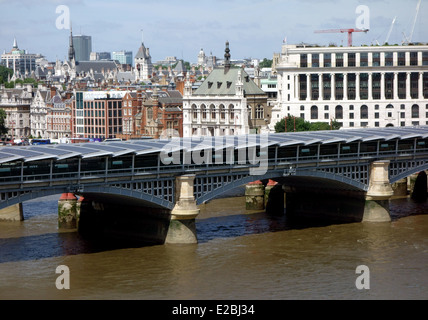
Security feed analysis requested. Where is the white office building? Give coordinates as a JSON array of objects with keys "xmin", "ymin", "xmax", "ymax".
[{"xmin": 270, "ymin": 44, "xmax": 428, "ymax": 130}]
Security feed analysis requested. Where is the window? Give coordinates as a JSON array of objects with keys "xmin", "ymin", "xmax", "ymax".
[
  {"xmin": 192, "ymin": 104, "xmax": 197, "ymax": 119},
  {"xmin": 202, "ymin": 105, "xmax": 207, "ymax": 119},
  {"xmin": 336, "ymin": 53, "xmax": 343, "ymax": 67},
  {"xmin": 385, "ymin": 52, "xmax": 393, "ymax": 66},
  {"xmin": 372, "ymin": 52, "xmax": 380, "ymax": 66},
  {"xmin": 335, "ymin": 105, "xmax": 343, "ymax": 119},
  {"xmin": 229, "ymin": 105, "xmax": 234, "ymax": 120},
  {"xmin": 220, "ymin": 105, "xmax": 226, "ymax": 120},
  {"xmin": 311, "ymin": 106, "xmax": 318, "ymax": 119},
  {"xmin": 360, "ymin": 105, "xmax": 368, "ymax": 119},
  {"xmin": 423, "ymin": 52, "xmax": 428, "ymax": 66},
  {"xmin": 323, "ymin": 53, "xmax": 331, "ymax": 67},
  {"xmin": 412, "ymin": 104, "xmax": 419, "ymax": 118},
  {"xmin": 348, "ymin": 53, "xmax": 356, "ymax": 67},
  {"xmin": 360, "ymin": 53, "xmax": 368, "ymax": 67},
  {"xmin": 398, "ymin": 52, "xmax": 405, "ymax": 66},
  {"xmin": 210, "ymin": 104, "xmax": 216, "ymax": 119},
  {"xmin": 255, "ymin": 105, "xmax": 264, "ymax": 119},
  {"xmin": 312, "ymin": 54, "xmax": 319, "ymax": 68},
  {"xmin": 300, "ymin": 54, "xmax": 308, "ymax": 68}
]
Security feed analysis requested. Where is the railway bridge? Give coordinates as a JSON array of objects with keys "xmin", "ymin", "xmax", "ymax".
[{"xmin": 0, "ymin": 126, "xmax": 427, "ymax": 243}]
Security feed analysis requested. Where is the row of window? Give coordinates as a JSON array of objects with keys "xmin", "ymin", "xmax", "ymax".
[
  {"xmin": 300, "ymin": 51, "xmax": 428, "ymax": 68},
  {"xmin": 304, "ymin": 104, "xmax": 425, "ymax": 120}
]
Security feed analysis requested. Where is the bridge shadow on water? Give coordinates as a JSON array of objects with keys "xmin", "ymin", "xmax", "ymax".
[
  {"xmin": 195, "ymin": 210, "xmax": 339, "ymax": 244},
  {"xmin": 0, "ymin": 211, "xmax": 337, "ymax": 264},
  {"xmin": 1, "ymin": 196, "xmax": 426, "ymax": 264}
]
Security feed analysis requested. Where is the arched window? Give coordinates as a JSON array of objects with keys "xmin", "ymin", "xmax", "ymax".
[
  {"xmin": 201, "ymin": 104, "xmax": 207, "ymax": 119},
  {"xmin": 147, "ymin": 107, "xmax": 153, "ymax": 120},
  {"xmin": 360, "ymin": 105, "xmax": 368, "ymax": 119},
  {"xmin": 386, "ymin": 104, "xmax": 394, "ymax": 109},
  {"xmin": 311, "ymin": 105, "xmax": 318, "ymax": 119},
  {"xmin": 191, "ymin": 104, "xmax": 197, "ymax": 120},
  {"xmin": 220, "ymin": 104, "xmax": 226, "ymax": 120},
  {"xmin": 210, "ymin": 104, "xmax": 216, "ymax": 120},
  {"xmin": 335, "ymin": 105, "xmax": 343, "ymax": 119},
  {"xmin": 412, "ymin": 104, "xmax": 419, "ymax": 118},
  {"xmin": 229, "ymin": 104, "xmax": 235, "ymax": 121}
]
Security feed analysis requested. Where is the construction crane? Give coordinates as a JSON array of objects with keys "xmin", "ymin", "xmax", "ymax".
[
  {"xmin": 314, "ymin": 28, "xmax": 369, "ymax": 46},
  {"xmin": 385, "ymin": 16, "xmax": 397, "ymax": 44},
  {"xmin": 402, "ymin": 0, "xmax": 421, "ymax": 44}
]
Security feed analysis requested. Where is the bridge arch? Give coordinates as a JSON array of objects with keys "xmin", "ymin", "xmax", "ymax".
[
  {"xmin": 390, "ymin": 161, "xmax": 428, "ymax": 184},
  {"xmin": 194, "ymin": 167, "xmax": 369, "ymax": 206}
]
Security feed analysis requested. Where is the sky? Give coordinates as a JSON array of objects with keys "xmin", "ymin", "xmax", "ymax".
[{"xmin": 0, "ymin": 0, "xmax": 427, "ymax": 64}]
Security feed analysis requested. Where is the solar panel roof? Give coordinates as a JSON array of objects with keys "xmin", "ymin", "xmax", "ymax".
[{"xmin": 0, "ymin": 126, "xmax": 426, "ymax": 163}]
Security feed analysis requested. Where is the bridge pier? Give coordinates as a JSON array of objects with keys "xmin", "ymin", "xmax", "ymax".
[
  {"xmin": 363, "ymin": 161, "xmax": 394, "ymax": 222},
  {"xmin": 0, "ymin": 203, "xmax": 23, "ymax": 221},
  {"xmin": 265, "ymin": 180, "xmax": 285, "ymax": 215},
  {"xmin": 165, "ymin": 175, "xmax": 200, "ymax": 244},
  {"xmin": 245, "ymin": 180, "xmax": 265, "ymax": 210},
  {"xmin": 58, "ymin": 193, "xmax": 78, "ymax": 229}
]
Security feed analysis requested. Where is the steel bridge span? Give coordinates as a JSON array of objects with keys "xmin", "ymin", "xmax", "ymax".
[{"xmin": 0, "ymin": 126, "xmax": 427, "ymax": 243}]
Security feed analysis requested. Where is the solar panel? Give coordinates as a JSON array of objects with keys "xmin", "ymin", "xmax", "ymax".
[{"xmin": 0, "ymin": 125, "xmax": 426, "ymax": 164}]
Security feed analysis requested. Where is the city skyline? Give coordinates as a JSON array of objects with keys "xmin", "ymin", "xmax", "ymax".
[{"xmin": 0, "ymin": 0, "xmax": 427, "ymax": 64}]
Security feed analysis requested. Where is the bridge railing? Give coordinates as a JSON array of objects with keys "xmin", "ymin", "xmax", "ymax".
[{"xmin": 1, "ymin": 137, "xmax": 428, "ymax": 186}]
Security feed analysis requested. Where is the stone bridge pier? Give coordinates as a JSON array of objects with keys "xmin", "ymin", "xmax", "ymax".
[
  {"xmin": 165, "ymin": 175, "xmax": 200, "ymax": 244},
  {"xmin": 363, "ymin": 161, "xmax": 394, "ymax": 222}
]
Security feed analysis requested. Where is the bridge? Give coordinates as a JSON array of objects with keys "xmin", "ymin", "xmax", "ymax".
[{"xmin": 1, "ymin": 125, "xmax": 428, "ymax": 243}]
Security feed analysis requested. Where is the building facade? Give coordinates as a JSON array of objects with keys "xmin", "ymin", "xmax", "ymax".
[
  {"xmin": 1, "ymin": 38, "xmax": 37, "ymax": 78},
  {"xmin": 271, "ymin": 44, "xmax": 428, "ymax": 130},
  {"xmin": 30, "ymin": 88, "xmax": 52, "ymax": 138},
  {"xmin": 0, "ymin": 84, "xmax": 32, "ymax": 138},
  {"xmin": 112, "ymin": 51, "xmax": 133, "ymax": 65},
  {"xmin": 183, "ymin": 42, "xmax": 269, "ymax": 137},
  {"xmin": 72, "ymin": 35, "xmax": 92, "ymax": 62},
  {"xmin": 134, "ymin": 42, "xmax": 153, "ymax": 83},
  {"xmin": 46, "ymin": 90, "xmax": 73, "ymax": 140},
  {"xmin": 73, "ymin": 90, "xmax": 126, "ymax": 139}
]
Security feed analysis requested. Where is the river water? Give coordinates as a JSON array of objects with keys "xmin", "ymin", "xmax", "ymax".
[{"xmin": 0, "ymin": 193, "xmax": 427, "ymax": 301}]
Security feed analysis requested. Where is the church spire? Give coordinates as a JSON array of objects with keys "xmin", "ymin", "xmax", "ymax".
[
  {"xmin": 68, "ymin": 22, "xmax": 75, "ymax": 62},
  {"xmin": 13, "ymin": 37, "xmax": 18, "ymax": 49}
]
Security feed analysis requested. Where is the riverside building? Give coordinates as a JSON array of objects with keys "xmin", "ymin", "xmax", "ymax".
[{"xmin": 270, "ymin": 44, "xmax": 428, "ymax": 130}]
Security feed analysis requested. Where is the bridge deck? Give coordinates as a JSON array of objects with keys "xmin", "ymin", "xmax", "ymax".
[{"xmin": 0, "ymin": 126, "xmax": 427, "ymax": 164}]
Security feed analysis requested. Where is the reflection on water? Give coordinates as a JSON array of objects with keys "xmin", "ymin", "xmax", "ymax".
[{"xmin": 0, "ymin": 194, "xmax": 427, "ymax": 300}]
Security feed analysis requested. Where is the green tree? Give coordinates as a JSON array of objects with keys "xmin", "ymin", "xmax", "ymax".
[
  {"xmin": 274, "ymin": 116, "xmax": 310, "ymax": 133},
  {"xmin": 259, "ymin": 58, "xmax": 273, "ymax": 68},
  {"xmin": 0, "ymin": 109, "xmax": 8, "ymax": 136},
  {"xmin": 0, "ymin": 66, "xmax": 13, "ymax": 84},
  {"xmin": 275, "ymin": 115, "xmax": 341, "ymax": 133}
]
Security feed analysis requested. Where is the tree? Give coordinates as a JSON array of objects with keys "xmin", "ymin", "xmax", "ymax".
[
  {"xmin": 274, "ymin": 116, "xmax": 310, "ymax": 133},
  {"xmin": 259, "ymin": 58, "xmax": 273, "ymax": 68},
  {"xmin": 0, "ymin": 66, "xmax": 13, "ymax": 84},
  {"xmin": 0, "ymin": 109, "xmax": 8, "ymax": 136},
  {"xmin": 275, "ymin": 115, "xmax": 341, "ymax": 133}
]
